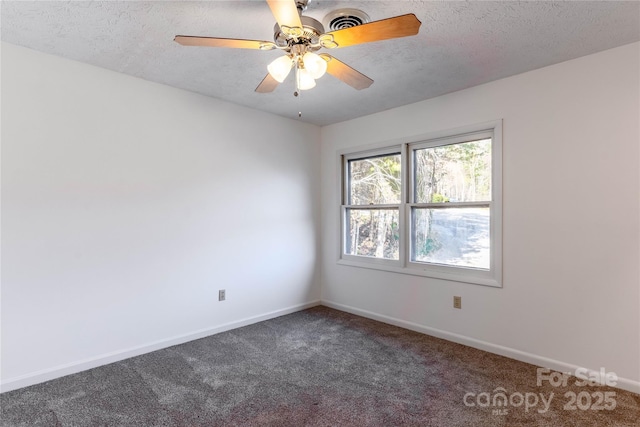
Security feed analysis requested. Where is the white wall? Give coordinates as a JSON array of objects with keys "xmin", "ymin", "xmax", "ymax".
[
  {"xmin": 1, "ymin": 43, "xmax": 321, "ymax": 391},
  {"xmin": 320, "ymin": 42, "xmax": 640, "ymax": 391},
  {"xmin": 3, "ymin": 40, "xmax": 639, "ymax": 394}
]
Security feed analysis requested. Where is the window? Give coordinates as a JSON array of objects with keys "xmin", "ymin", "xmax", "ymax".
[
  {"xmin": 344, "ymin": 151, "xmax": 401, "ymax": 261},
  {"xmin": 339, "ymin": 121, "xmax": 502, "ymax": 287}
]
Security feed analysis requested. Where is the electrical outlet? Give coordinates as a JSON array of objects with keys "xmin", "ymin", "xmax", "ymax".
[
  {"xmin": 453, "ymin": 296, "xmax": 462, "ymax": 309},
  {"xmin": 219, "ymin": 289, "xmax": 226, "ymax": 301}
]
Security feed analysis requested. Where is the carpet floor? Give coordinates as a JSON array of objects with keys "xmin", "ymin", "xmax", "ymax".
[{"xmin": 1, "ymin": 306, "xmax": 638, "ymax": 426}]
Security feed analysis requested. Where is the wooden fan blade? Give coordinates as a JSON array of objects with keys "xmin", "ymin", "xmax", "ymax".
[
  {"xmin": 255, "ymin": 74, "xmax": 280, "ymax": 93},
  {"xmin": 319, "ymin": 54, "xmax": 373, "ymax": 90},
  {"xmin": 325, "ymin": 14, "xmax": 421, "ymax": 48},
  {"xmin": 266, "ymin": 0, "xmax": 303, "ymax": 34},
  {"xmin": 174, "ymin": 35, "xmax": 276, "ymax": 50}
]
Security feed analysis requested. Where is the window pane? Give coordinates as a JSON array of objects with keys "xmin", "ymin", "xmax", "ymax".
[
  {"xmin": 346, "ymin": 209, "xmax": 399, "ymax": 260},
  {"xmin": 349, "ymin": 154, "xmax": 401, "ymax": 205},
  {"xmin": 414, "ymin": 139, "xmax": 491, "ymax": 203},
  {"xmin": 412, "ymin": 207, "xmax": 489, "ymax": 269}
]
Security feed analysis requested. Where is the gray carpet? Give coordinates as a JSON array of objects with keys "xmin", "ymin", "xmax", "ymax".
[{"xmin": 1, "ymin": 306, "xmax": 639, "ymax": 426}]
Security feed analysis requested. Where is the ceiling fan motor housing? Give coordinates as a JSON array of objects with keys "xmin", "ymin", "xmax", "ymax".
[{"xmin": 273, "ymin": 15, "xmax": 325, "ymax": 51}]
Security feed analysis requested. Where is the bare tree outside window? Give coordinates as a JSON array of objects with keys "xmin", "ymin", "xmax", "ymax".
[{"xmin": 346, "ymin": 154, "xmax": 401, "ymax": 260}]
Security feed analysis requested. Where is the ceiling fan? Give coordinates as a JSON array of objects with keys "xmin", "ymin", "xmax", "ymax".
[{"xmin": 174, "ymin": 0, "xmax": 421, "ymax": 94}]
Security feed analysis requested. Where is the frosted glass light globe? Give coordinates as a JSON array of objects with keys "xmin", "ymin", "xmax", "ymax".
[
  {"xmin": 302, "ymin": 52, "xmax": 327, "ymax": 79},
  {"xmin": 267, "ymin": 55, "xmax": 293, "ymax": 83},
  {"xmin": 297, "ymin": 68, "xmax": 316, "ymax": 90}
]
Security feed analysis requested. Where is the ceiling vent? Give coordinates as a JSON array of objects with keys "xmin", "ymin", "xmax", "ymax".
[{"xmin": 323, "ymin": 9, "xmax": 371, "ymax": 31}]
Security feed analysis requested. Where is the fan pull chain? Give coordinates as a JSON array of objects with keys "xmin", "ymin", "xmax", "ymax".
[{"xmin": 294, "ymin": 65, "xmax": 302, "ymax": 118}]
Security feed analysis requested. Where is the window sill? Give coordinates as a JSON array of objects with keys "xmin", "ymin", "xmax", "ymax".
[{"xmin": 337, "ymin": 258, "xmax": 502, "ymax": 288}]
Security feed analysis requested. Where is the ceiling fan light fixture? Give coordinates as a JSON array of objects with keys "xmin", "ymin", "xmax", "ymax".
[
  {"xmin": 302, "ymin": 52, "xmax": 327, "ymax": 79},
  {"xmin": 296, "ymin": 67, "xmax": 316, "ymax": 90},
  {"xmin": 267, "ymin": 55, "xmax": 293, "ymax": 83}
]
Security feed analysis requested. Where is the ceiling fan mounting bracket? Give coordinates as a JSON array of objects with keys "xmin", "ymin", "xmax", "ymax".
[{"xmin": 295, "ymin": 0, "xmax": 310, "ymax": 13}]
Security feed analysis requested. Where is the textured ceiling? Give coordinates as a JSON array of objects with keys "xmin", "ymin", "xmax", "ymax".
[{"xmin": 2, "ymin": 1, "xmax": 639, "ymax": 126}]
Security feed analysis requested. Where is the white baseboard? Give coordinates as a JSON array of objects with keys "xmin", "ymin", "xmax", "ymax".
[
  {"xmin": 0, "ymin": 300, "xmax": 321, "ymax": 394},
  {"xmin": 321, "ymin": 300, "xmax": 640, "ymax": 395},
  {"xmin": 4, "ymin": 299, "xmax": 638, "ymax": 396}
]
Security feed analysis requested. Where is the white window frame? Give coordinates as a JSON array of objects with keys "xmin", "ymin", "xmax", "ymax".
[
  {"xmin": 337, "ymin": 120, "xmax": 502, "ymax": 287},
  {"xmin": 341, "ymin": 147, "xmax": 404, "ymax": 268}
]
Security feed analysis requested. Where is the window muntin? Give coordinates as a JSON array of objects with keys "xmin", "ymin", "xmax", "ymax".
[{"xmin": 339, "ymin": 122, "xmax": 502, "ymax": 287}]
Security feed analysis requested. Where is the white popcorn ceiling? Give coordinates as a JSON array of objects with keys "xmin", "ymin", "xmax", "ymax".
[{"xmin": 2, "ymin": 1, "xmax": 639, "ymax": 126}]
